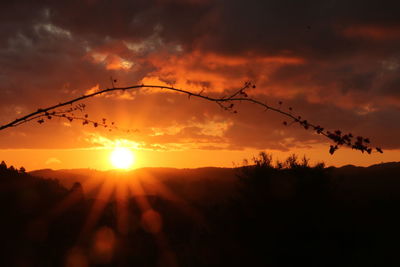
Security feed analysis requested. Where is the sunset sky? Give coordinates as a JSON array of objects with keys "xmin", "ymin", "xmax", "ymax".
[{"xmin": 1, "ymin": 0, "xmax": 399, "ymax": 170}]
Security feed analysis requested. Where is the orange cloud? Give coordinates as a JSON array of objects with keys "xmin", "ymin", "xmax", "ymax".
[
  {"xmin": 343, "ymin": 25, "xmax": 400, "ymax": 40},
  {"xmin": 141, "ymin": 50, "xmax": 305, "ymax": 95}
]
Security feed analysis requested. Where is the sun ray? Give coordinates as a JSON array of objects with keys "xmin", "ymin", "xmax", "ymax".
[
  {"xmin": 126, "ymin": 173, "xmax": 177, "ymax": 267},
  {"xmin": 44, "ymin": 176, "xmax": 103, "ymax": 221},
  {"xmin": 79, "ymin": 178, "xmax": 115, "ymax": 241},
  {"xmin": 127, "ymin": 175, "xmax": 152, "ymax": 212},
  {"xmin": 115, "ymin": 179, "xmax": 129, "ymax": 235},
  {"xmin": 141, "ymin": 172, "xmax": 207, "ymax": 226}
]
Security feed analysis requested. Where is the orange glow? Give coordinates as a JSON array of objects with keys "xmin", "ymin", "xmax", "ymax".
[
  {"xmin": 343, "ymin": 25, "xmax": 400, "ymax": 40},
  {"xmin": 0, "ymin": 147, "xmax": 398, "ymax": 171},
  {"xmin": 139, "ymin": 50, "xmax": 305, "ymax": 96},
  {"xmin": 65, "ymin": 247, "xmax": 88, "ymax": 267},
  {"xmin": 141, "ymin": 209, "xmax": 163, "ymax": 234},
  {"xmin": 110, "ymin": 147, "xmax": 135, "ymax": 170},
  {"xmin": 91, "ymin": 227, "xmax": 116, "ymax": 264}
]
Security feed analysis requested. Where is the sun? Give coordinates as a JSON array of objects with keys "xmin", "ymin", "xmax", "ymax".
[{"xmin": 110, "ymin": 147, "xmax": 135, "ymax": 170}]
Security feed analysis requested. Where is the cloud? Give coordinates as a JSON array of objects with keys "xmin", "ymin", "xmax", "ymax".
[
  {"xmin": 45, "ymin": 157, "xmax": 61, "ymax": 165},
  {"xmin": 342, "ymin": 25, "xmax": 400, "ymax": 41},
  {"xmin": 0, "ymin": 0, "xmax": 399, "ymax": 153}
]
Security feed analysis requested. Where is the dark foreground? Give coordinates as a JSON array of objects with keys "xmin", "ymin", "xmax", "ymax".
[{"xmin": 1, "ymin": 155, "xmax": 400, "ymax": 267}]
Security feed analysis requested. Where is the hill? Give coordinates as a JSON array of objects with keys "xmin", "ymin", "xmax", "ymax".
[
  {"xmin": 1, "ymin": 159, "xmax": 400, "ymax": 266},
  {"xmin": 30, "ymin": 167, "xmax": 238, "ymax": 204},
  {"xmin": 29, "ymin": 162, "xmax": 400, "ymax": 203}
]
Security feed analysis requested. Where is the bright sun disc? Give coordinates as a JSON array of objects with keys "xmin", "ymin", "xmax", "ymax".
[{"xmin": 110, "ymin": 147, "xmax": 135, "ymax": 169}]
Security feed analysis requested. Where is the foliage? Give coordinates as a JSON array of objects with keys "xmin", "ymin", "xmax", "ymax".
[{"xmin": 237, "ymin": 152, "xmax": 330, "ymax": 208}]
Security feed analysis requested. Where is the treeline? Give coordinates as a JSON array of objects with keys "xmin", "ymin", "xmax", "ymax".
[
  {"xmin": 0, "ymin": 160, "xmax": 27, "ymax": 175},
  {"xmin": 1, "ymin": 156, "xmax": 400, "ymax": 266},
  {"xmin": 0, "ymin": 160, "xmax": 83, "ymax": 266}
]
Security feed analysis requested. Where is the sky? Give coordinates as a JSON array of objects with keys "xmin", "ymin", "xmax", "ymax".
[{"xmin": 0, "ymin": 0, "xmax": 399, "ymax": 170}]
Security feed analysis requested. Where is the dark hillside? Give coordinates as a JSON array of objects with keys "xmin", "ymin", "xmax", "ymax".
[{"xmin": 1, "ymin": 158, "xmax": 400, "ymax": 266}]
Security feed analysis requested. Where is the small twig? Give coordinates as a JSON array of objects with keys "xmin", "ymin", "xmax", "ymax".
[{"xmin": 0, "ymin": 83, "xmax": 382, "ymax": 154}]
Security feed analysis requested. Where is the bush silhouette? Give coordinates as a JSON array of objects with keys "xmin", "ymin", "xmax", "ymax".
[{"xmin": 1, "ymin": 158, "xmax": 400, "ymax": 266}]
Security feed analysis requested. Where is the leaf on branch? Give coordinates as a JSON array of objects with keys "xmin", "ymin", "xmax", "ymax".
[
  {"xmin": 314, "ymin": 125, "xmax": 324, "ymax": 134},
  {"xmin": 0, "ymin": 82, "xmax": 382, "ymax": 156},
  {"xmin": 329, "ymin": 145, "xmax": 338, "ymax": 155},
  {"xmin": 302, "ymin": 120, "xmax": 309, "ymax": 129}
]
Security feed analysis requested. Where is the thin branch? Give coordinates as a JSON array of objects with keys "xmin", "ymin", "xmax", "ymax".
[{"xmin": 0, "ymin": 83, "xmax": 382, "ymax": 154}]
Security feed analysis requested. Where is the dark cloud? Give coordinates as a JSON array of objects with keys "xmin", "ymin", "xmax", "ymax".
[
  {"xmin": 0, "ymin": 0, "xmax": 399, "ymax": 152},
  {"xmin": 2, "ymin": 0, "xmax": 400, "ymax": 55}
]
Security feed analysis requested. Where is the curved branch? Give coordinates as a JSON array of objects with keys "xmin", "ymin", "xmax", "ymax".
[{"xmin": 0, "ymin": 83, "xmax": 382, "ymax": 154}]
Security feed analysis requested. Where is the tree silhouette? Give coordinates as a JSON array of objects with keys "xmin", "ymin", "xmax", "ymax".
[
  {"xmin": 0, "ymin": 160, "xmax": 7, "ymax": 171},
  {"xmin": 18, "ymin": 166, "xmax": 26, "ymax": 174},
  {"xmin": 0, "ymin": 82, "xmax": 382, "ymax": 154}
]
